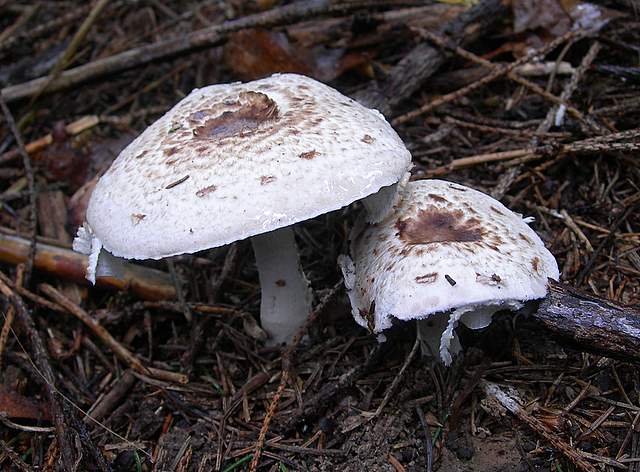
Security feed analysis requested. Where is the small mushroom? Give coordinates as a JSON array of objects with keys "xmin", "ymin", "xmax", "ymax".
[
  {"xmin": 74, "ymin": 73, "xmax": 411, "ymax": 345},
  {"xmin": 339, "ymin": 179, "xmax": 559, "ymax": 364}
]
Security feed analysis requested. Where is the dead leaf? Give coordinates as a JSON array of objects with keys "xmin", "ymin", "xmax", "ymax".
[
  {"xmin": 0, "ymin": 385, "xmax": 50, "ymax": 420},
  {"xmin": 38, "ymin": 121, "xmax": 89, "ymax": 191},
  {"xmin": 224, "ymin": 28, "xmax": 370, "ymax": 82},
  {"xmin": 224, "ymin": 28, "xmax": 313, "ymax": 81}
]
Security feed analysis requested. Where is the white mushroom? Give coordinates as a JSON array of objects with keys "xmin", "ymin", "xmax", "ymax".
[
  {"xmin": 339, "ymin": 179, "xmax": 559, "ymax": 364},
  {"xmin": 74, "ymin": 73, "xmax": 411, "ymax": 345}
]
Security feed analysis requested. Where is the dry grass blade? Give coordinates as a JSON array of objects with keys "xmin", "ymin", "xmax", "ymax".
[{"xmin": 30, "ymin": 0, "xmax": 111, "ymax": 102}]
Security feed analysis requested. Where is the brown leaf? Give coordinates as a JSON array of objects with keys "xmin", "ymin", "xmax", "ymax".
[
  {"xmin": 224, "ymin": 28, "xmax": 313, "ymax": 81},
  {"xmin": 38, "ymin": 122, "xmax": 89, "ymax": 191},
  {"xmin": 0, "ymin": 385, "xmax": 50, "ymax": 420}
]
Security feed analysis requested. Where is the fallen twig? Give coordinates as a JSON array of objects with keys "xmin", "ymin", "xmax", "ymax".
[
  {"xmin": 355, "ymin": 0, "xmax": 508, "ymax": 113},
  {"xmin": 482, "ymin": 381, "xmax": 597, "ymax": 472},
  {"xmin": 419, "ymin": 128, "xmax": 640, "ymax": 177},
  {"xmin": 0, "ymin": 274, "xmax": 82, "ymax": 469},
  {"xmin": 249, "ymin": 280, "xmax": 343, "ymax": 472},
  {"xmin": 0, "ymin": 231, "xmax": 176, "ymax": 300},
  {"xmin": 531, "ymin": 280, "xmax": 640, "ymax": 364},
  {"xmin": 0, "ymin": 115, "xmax": 98, "ymax": 165},
  {"xmin": 39, "ymin": 283, "xmax": 187, "ymax": 384},
  {"xmin": 0, "ymin": 93, "xmax": 37, "ymax": 284},
  {"xmin": 393, "ymin": 30, "xmax": 580, "ymax": 126},
  {"xmin": 2, "ymin": 0, "xmax": 394, "ymax": 102},
  {"xmin": 31, "ymin": 0, "xmax": 110, "ymax": 102},
  {"xmin": 418, "ymin": 30, "xmax": 595, "ymax": 131}
]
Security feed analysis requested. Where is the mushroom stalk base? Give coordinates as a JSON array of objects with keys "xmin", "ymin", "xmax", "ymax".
[{"xmin": 251, "ymin": 226, "xmax": 312, "ymax": 345}]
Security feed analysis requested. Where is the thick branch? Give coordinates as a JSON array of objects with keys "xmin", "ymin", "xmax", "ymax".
[
  {"xmin": 354, "ymin": 0, "xmax": 508, "ymax": 114},
  {"xmin": 0, "ymin": 232, "xmax": 175, "ymax": 300},
  {"xmin": 531, "ymin": 281, "xmax": 640, "ymax": 363},
  {"xmin": 2, "ymin": 0, "xmax": 394, "ymax": 102}
]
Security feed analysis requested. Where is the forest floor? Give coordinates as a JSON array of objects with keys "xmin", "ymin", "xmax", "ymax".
[{"xmin": 0, "ymin": 1, "xmax": 639, "ymax": 471}]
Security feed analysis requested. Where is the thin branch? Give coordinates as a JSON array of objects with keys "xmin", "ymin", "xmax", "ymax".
[{"xmin": 0, "ymin": 93, "xmax": 37, "ymax": 285}]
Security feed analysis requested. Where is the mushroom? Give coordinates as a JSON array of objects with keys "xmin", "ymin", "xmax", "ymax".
[
  {"xmin": 74, "ymin": 73, "xmax": 411, "ymax": 345},
  {"xmin": 339, "ymin": 179, "xmax": 559, "ymax": 364}
]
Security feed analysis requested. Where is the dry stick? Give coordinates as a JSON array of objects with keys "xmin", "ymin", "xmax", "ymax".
[
  {"xmin": 420, "ymin": 30, "xmax": 593, "ymax": 130},
  {"xmin": 0, "ymin": 3, "xmax": 39, "ymax": 45},
  {"xmin": 39, "ymin": 283, "xmax": 188, "ymax": 384},
  {"xmin": 415, "ymin": 406, "xmax": 434, "ymax": 472},
  {"xmin": 0, "ymin": 115, "xmax": 99, "ymax": 165},
  {"xmin": 0, "ymin": 93, "xmax": 37, "ymax": 285},
  {"xmin": 0, "ymin": 5, "xmax": 93, "ymax": 53},
  {"xmin": 421, "ymin": 127, "xmax": 640, "ymax": 177},
  {"xmin": 30, "ymin": 0, "xmax": 111, "ymax": 103},
  {"xmin": 482, "ymin": 382, "xmax": 597, "ymax": 472},
  {"xmin": 535, "ymin": 41, "xmax": 602, "ymax": 137},
  {"xmin": 532, "ymin": 280, "xmax": 640, "ymax": 364},
  {"xmin": 365, "ymin": 338, "xmax": 420, "ymax": 419},
  {"xmin": 0, "ymin": 231, "xmax": 176, "ymax": 301},
  {"xmin": 576, "ymin": 200, "xmax": 640, "ymax": 285},
  {"xmin": 0, "ymin": 305, "xmax": 14, "ymax": 370},
  {"xmin": 183, "ymin": 244, "xmax": 238, "ymax": 371},
  {"xmin": 392, "ymin": 30, "xmax": 580, "ymax": 126},
  {"xmin": 1, "ymin": 0, "xmax": 389, "ymax": 102},
  {"xmin": 85, "ymin": 370, "xmax": 136, "ymax": 423},
  {"xmin": 248, "ymin": 281, "xmax": 343, "ymax": 472},
  {"xmin": 0, "ymin": 277, "xmax": 79, "ymax": 470},
  {"xmin": 0, "ymin": 440, "xmax": 34, "ymax": 472},
  {"xmin": 355, "ymin": 0, "xmax": 508, "ymax": 113}
]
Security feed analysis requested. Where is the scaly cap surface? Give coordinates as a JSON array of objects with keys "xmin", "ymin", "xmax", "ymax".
[
  {"xmin": 342, "ymin": 179, "xmax": 560, "ymax": 333},
  {"xmin": 85, "ymin": 73, "xmax": 411, "ymax": 259}
]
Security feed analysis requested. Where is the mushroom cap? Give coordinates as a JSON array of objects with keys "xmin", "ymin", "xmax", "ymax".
[
  {"xmin": 85, "ymin": 73, "xmax": 411, "ymax": 260},
  {"xmin": 342, "ymin": 179, "xmax": 559, "ymax": 333}
]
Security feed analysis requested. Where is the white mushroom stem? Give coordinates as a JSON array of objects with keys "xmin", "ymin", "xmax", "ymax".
[
  {"xmin": 417, "ymin": 306, "xmax": 500, "ymax": 366},
  {"xmin": 251, "ymin": 226, "xmax": 312, "ymax": 345}
]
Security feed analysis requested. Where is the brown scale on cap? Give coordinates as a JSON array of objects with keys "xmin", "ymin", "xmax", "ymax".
[
  {"xmin": 395, "ymin": 209, "xmax": 484, "ymax": 246},
  {"xmin": 490, "ymin": 205, "xmax": 505, "ymax": 216},
  {"xmin": 429, "ymin": 194, "xmax": 448, "ymax": 203},
  {"xmin": 196, "ymin": 185, "xmax": 217, "ymax": 198},
  {"xmin": 299, "ymin": 150, "xmax": 319, "ymax": 160},
  {"xmin": 362, "ymin": 134, "xmax": 375, "ymax": 144},
  {"xmin": 164, "ymin": 147, "xmax": 179, "ymax": 157},
  {"xmin": 531, "ymin": 256, "xmax": 541, "ymax": 272},
  {"xmin": 415, "ymin": 273, "xmax": 438, "ymax": 284},
  {"xmin": 131, "ymin": 213, "xmax": 146, "ymax": 225},
  {"xmin": 519, "ymin": 233, "xmax": 534, "ymax": 245},
  {"xmin": 260, "ymin": 175, "xmax": 276, "ymax": 185},
  {"xmin": 192, "ymin": 91, "xmax": 279, "ymax": 141}
]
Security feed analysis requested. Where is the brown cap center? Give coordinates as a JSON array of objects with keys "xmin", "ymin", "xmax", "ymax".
[
  {"xmin": 395, "ymin": 209, "xmax": 483, "ymax": 245},
  {"xmin": 192, "ymin": 91, "xmax": 279, "ymax": 140}
]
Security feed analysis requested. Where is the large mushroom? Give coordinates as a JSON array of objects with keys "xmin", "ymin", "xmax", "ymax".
[
  {"xmin": 74, "ymin": 73, "xmax": 411, "ymax": 344},
  {"xmin": 340, "ymin": 179, "xmax": 559, "ymax": 364}
]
